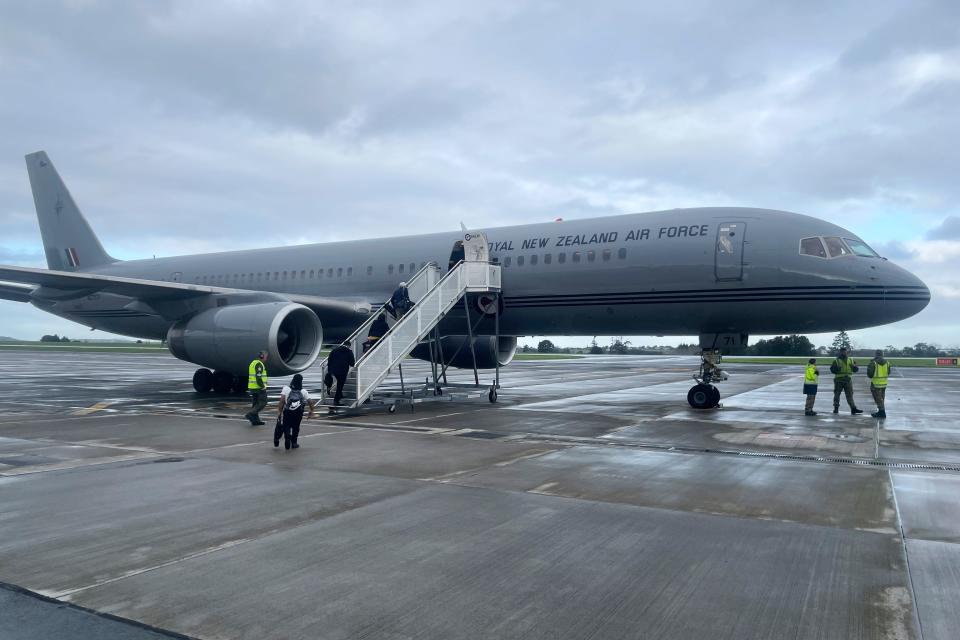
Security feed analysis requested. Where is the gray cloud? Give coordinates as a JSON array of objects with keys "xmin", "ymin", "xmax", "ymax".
[
  {"xmin": 926, "ymin": 216, "xmax": 960, "ymax": 239},
  {"xmin": 1, "ymin": 0, "xmax": 959, "ymax": 342},
  {"xmin": 872, "ymin": 241, "xmax": 918, "ymax": 261}
]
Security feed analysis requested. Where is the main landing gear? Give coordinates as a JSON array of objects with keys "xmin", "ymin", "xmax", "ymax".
[
  {"xmin": 687, "ymin": 349, "xmax": 727, "ymax": 409},
  {"xmin": 193, "ymin": 368, "xmax": 246, "ymax": 394}
]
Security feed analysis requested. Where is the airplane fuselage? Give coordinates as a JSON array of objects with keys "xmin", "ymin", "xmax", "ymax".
[{"xmin": 38, "ymin": 207, "xmax": 930, "ymax": 343}]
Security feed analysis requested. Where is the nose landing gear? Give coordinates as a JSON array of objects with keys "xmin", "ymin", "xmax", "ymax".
[{"xmin": 687, "ymin": 349, "xmax": 727, "ymax": 409}]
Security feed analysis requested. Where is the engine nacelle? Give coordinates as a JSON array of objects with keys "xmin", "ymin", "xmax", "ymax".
[
  {"xmin": 167, "ymin": 302, "xmax": 323, "ymax": 376},
  {"xmin": 409, "ymin": 335, "xmax": 517, "ymax": 369}
]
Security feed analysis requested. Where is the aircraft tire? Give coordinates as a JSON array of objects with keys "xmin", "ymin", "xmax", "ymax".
[
  {"xmin": 212, "ymin": 370, "xmax": 234, "ymax": 394},
  {"xmin": 708, "ymin": 385, "xmax": 721, "ymax": 408},
  {"xmin": 192, "ymin": 368, "xmax": 213, "ymax": 393},
  {"xmin": 687, "ymin": 384, "xmax": 713, "ymax": 409},
  {"xmin": 230, "ymin": 375, "xmax": 247, "ymax": 394}
]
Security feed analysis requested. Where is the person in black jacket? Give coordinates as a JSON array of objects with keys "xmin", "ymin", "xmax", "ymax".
[
  {"xmin": 388, "ymin": 281, "xmax": 412, "ymax": 318},
  {"xmin": 327, "ymin": 342, "xmax": 356, "ymax": 406},
  {"xmin": 448, "ymin": 241, "xmax": 465, "ymax": 271},
  {"xmin": 364, "ymin": 312, "xmax": 391, "ymax": 353},
  {"xmin": 274, "ymin": 373, "xmax": 315, "ymax": 449}
]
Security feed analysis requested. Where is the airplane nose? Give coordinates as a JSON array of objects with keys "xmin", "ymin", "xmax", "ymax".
[{"xmin": 883, "ymin": 262, "xmax": 930, "ymax": 322}]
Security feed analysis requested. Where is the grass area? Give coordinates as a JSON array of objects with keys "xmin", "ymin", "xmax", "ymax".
[
  {"xmin": 0, "ymin": 343, "xmax": 581, "ymax": 361},
  {"xmin": 723, "ymin": 356, "xmax": 951, "ymax": 368},
  {"xmin": 0, "ymin": 341, "xmax": 167, "ymax": 353},
  {"xmin": 513, "ymin": 353, "xmax": 583, "ymax": 360}
]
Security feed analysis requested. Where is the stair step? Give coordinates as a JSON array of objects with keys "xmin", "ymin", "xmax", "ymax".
[{"xmin": 315, "ymin": 260, "xmax": 498, "ymax": 410}]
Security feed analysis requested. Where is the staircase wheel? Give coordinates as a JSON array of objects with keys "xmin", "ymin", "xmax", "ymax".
[
  {"xmin": 388, "ymin": 403, "xmax": 397, "ymax": 414},
  {"xmin": 488, "ymin": 387, "xmax": 497, "ymax": 403}
]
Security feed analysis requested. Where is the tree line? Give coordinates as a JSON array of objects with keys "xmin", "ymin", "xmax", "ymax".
[{"xmin": 522, "ymin": 333, "xmax": 958, "ymax": 357}]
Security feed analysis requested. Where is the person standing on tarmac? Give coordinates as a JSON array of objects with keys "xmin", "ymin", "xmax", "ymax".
[
  {"xmin": 867, "ymin": 349, "xmax": 890, "ymax": 419},
  {"xmin": 830, "ymin": 347, "xmax": 863, "ymax": 415},
  {"xmin": 803, "ymin": 358, "xmax": 820, "ymax": 416},
  {"xmin": 275, "ymin": 373, "xmax": 315, "ymax": 449},
  {"xmin": 244, "ymin": 350, "xmax": 269, "ymax": 425}
]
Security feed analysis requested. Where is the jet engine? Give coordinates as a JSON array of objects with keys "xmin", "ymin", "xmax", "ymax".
[
  {"xmin": 167, "ymin": 302, "xmax": 323, "ymax": 376},
  {"xmin": 409, "ymin": 335, "xmax": 517, "ymax": 369}
]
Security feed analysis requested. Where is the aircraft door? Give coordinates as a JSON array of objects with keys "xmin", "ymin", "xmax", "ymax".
[
  {"xmin": 715, "ymin": 222, "xmax": 746, "ymax": 281},
  {"xmin": 462, "ymin": 231, "xmax": 489, "ymax": 262},
  {"xmin": 449, "ymin": 230, "xmax": 489, "ymax": 270}
]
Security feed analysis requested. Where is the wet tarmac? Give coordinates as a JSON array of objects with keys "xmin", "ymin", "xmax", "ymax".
[{"xmin": 2, "ymin": 351, "xmax": 959, "ymax": 639}]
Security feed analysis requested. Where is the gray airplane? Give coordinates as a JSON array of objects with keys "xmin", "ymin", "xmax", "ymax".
[{"xmin": 0, "ymin": 152, "xmax": 930, "ymax": 407}]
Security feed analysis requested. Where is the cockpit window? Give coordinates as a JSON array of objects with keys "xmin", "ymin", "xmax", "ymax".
[
  {"xmin": 800, "ymin": 237, "xmax": 827, "ymax": 258},
  {"xmin": 823, "ymin": 236, "xmax": 852, "ymax": 258},
  {"xmin": 843, "ymin": 238, "xmax": 879, "ymax": 258}
]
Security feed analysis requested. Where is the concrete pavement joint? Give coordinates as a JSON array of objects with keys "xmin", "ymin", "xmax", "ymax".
[{"xmin": 889, "ymin": 468, "xmax": 926, "ymax": 640}]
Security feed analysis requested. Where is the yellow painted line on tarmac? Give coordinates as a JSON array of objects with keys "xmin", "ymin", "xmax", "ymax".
[{"xmin": 71, "ymin": 401, "xmax": 115, "ymax": 416}]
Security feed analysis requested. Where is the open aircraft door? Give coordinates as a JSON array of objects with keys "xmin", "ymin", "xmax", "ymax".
[
  {"xmin": 715, "ymin": 222, "xmax": 746, "ymax": 281},
  {"xmin": 462, "ymin": 230, "xmax": 489, "ymax": 263},
  {"xmin": 460, "ymin": 230, "xmax": 502, "ymax": 316}
]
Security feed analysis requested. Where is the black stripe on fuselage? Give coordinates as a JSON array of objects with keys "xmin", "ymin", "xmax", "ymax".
[
  {"xmin": 506, "ymin": 284, "xmax": 927, "ymax": 300},
  {"xmin": 504, "ymin": 285, "xmax": 928, "ymax": 303},
  {"xmin": 506, "ymin": 297, "xmax": 927, "ymax": 308},
  {"xmin": 504, "ymin": 286, "xmax": 929, "ymax": 307}
]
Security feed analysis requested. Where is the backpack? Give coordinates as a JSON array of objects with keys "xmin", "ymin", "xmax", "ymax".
[{"xmin": 285, "ymin": 389, "xmax": 305, "ymax": 413}]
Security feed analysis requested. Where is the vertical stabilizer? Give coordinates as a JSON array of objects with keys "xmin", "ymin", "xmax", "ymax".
[{"xmin": 25, "ymin": 151, "xmax": 115, "ymax": 271}]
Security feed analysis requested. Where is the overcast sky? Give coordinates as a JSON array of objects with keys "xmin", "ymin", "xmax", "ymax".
[{"xmin": 1, "ymin": 0, "xmax": 958, "ymax": 349}]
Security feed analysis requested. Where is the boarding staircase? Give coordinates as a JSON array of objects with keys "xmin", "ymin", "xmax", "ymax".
[{"xmin": 317, "ymin": 243, "xmax": 501, "ymax": 411}]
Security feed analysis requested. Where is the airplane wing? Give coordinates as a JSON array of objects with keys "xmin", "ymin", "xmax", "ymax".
[
  {"xmin": 0, "ymin": 281, "xmax": 35, "ymax": 303},
  {"xmin": 0, "ymin": 264, "xmax": 215, "ymax": 300},
  {"xmin": 0, "ymin": 264, "xmax": 372, "ymax": 326}
]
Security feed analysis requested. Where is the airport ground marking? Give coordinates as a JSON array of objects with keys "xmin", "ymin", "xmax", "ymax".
[
  {"xmin": 421, "ymin": 447, "xmax": 561, "ymax": 482},
  {"xmin": 529, "ymin": 481, "xmax": 559, "ymax": 494},
  {"xmin": 70, "ymin": 401, "xmax": 115, "ymax": 416},
  {"xmin": 182, "ymin": 428, "xmax": 359, "ymax": 454},
  {"xmin": 391, "ymin": 410, "xmax": 479, "ymax": 424},
  {"xmin": 0, "ymin": 451, "xmax": 162, "ymax": 477},
  {"xmin": 49, "ymin": 536, "xmax": 261, "ymax": 600}
]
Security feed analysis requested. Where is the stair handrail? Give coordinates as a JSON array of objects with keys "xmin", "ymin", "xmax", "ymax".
[
  {"xmin": 316, "ymin": 261, "xmax": 440, "ymax": 402},
  {"xmin": 351, "ymin": 259, "xmax": 500, "ymax": 405}
]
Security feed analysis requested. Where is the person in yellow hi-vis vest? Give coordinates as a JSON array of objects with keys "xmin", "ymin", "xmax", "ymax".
[
  {"xmin": 803, "ymin": 358, "xmax": 820, "ymax": 416},
  {"xmin": 244, "ymin": 350, "xmax": 269, "ymax": 426},
  {"xmin": 867, "ymin": 349, "xmax": 890, "ymax": 419}
]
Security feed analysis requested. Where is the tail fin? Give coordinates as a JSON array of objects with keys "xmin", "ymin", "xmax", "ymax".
[{"xmin": 25, "ymin": 151, "xmax": 115, "ymax": 271}]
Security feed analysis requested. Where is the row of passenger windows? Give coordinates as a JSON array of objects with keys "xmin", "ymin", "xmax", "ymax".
[
  {"xmin": 193, "ymin": 247, "xmax": 630, "ymax": 285},
  {"xmin": 799, "ymin": 236, "xmax": 879, "ymax": 259},
  {"xmin": 197, "ymin": 267, "xmax": 352, "ymax": 284},
  {"xmin": 497, "ymin": 247, "xmax": 628, "ymax": 267}
]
